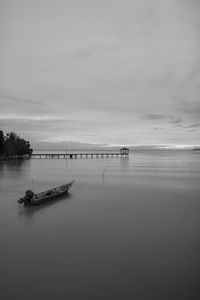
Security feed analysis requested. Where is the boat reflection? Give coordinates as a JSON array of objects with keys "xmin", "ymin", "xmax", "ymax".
[{"xmin": 18, "ymin": 193, "xmax": 72, "ymax": 223}]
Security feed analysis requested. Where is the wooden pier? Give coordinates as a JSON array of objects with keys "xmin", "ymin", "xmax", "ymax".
[
  {"xmin": 0, "ymin": 148, "xmax": 130, "ymax": 161},
  {"xmin": 30, "ymin": 152, "xmax": 125, "ymax": 159}
]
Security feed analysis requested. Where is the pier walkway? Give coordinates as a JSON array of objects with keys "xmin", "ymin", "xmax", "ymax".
[{"xmin": 31, "ymin": 153, "xmax": 126, "ymax": 159}]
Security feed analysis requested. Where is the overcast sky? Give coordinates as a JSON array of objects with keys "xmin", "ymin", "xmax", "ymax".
[{"xmin": 0, "ymin": 0, "xmax": 199, "ymax": 149}]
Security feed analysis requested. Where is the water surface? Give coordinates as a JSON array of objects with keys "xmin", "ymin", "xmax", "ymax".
[{"xmin": 0, "ymin": 151, "xmax": 200, "ymax": 300}]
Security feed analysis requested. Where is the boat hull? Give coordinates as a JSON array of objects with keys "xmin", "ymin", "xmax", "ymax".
[
  {"xmin": 19, "ymin": 180, "xmax": 74, "ymax": 206},
  {"xmin": 30, "ymin": 188, "xmax": 70, "ymax": 205}
]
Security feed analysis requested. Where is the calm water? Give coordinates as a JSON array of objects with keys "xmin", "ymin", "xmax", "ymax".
[{"xmin": 0, "ymin": 151, "xmax": 200, "ymax": 300}]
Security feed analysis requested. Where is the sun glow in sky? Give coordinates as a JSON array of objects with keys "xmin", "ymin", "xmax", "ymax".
[{"xmin": 0, "ymin": 0, "xmax": 200, "ymax": 149}]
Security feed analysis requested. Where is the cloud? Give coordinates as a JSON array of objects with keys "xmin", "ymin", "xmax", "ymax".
[
  {"xmin": 143, "ymin": 114, "xmax": 186, "ymax": 128},
  {"xmin": 72, "ymin": 50, "xmax": 91, "ymax": 60},
  {"xmin": 143, "ymin": 114, "xmax": 185, "ymax": 127},
  {"xmin": 174, "ymin": 98, "xmax": 200, "ymax": 118},
  {"xmin": 143, "ymin": 113, "xmax": 165, "ymax": 120},
  {"xmin": 184, "ymin": 122, "xmax": 200, "ymax": 128},
  {"xmin": 0, "ymin": 0, "xmax": 199, "ymax": 147},
  {"xmin": 0, "ymin": 116, "xmax": 84, "ymax": 132},
  {"xmin": 169, "ymin": 117, "xmax": 183, "ymax": 124},
  {"xmin": 181, "ymin": 62, "xmax": 200, "ymax": 87},
  {"xmin": 0, "ymin": 113, "xmax": 115, "ymax": 145},
  {"xmin": 153, "ymin": 127, "xmax": 164, "ymax": 130},
  {"xmin": 0, "ymin": 93, "xmax": 43, "ymax": 105}
]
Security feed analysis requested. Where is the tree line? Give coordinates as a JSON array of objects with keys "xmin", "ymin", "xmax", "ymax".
[{"xmin": 0, "ymin": 131, "xmax": 33, "ymax": 156}]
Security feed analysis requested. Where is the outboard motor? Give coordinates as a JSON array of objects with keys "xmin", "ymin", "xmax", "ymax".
[
  {"xmin": 18, "ymin": 197, "xmax": 25, "ymax": 204},
  {"xmin": 18, "ymin": 190, "xmax": 34, "ymax": 204}
]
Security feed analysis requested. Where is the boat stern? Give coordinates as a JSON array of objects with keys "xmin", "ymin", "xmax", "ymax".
[{"xmin": 18, "ymin": 197, "xmax": 25, "ymax": 204}]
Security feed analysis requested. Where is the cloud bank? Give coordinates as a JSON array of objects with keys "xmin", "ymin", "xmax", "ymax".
[{"xmin": 0, "ymin": 0, "xmax": 199, "ymax": 149}]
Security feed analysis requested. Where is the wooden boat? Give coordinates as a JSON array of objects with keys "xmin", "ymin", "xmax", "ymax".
[{"xmin": 18, "ymin": 180, "xmax": 75, "ymax": 205}]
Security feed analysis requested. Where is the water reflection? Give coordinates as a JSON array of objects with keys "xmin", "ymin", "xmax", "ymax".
[
  {"xmin": 0, "ymin": 160, "xmax": 29, "ymax": 178},
  {"xmin": 18, "ymin": 193, "xmax": 72, "ymax": 223},
  {"xmin": 0, "ymin": 159, "xmax": 27, "ymax": 168},
  {"xmin": 120, "ymin": 156, "xmax": 129, "ymax": 167}
]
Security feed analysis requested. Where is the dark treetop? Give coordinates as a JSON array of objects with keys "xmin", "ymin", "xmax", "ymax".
[{"xmin": 0, "ymin": 130, "xmax": 33, "ymax": 156}]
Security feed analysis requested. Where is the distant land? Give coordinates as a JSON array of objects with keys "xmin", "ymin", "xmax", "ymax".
[{"xmin": 32, "ymin": 141, "xmax": 200, "ymax": 152}]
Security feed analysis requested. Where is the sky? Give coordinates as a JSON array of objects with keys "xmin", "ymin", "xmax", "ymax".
[{"xmin": 0, "ymin": 0, "xmax": 200, "ymax": 149}]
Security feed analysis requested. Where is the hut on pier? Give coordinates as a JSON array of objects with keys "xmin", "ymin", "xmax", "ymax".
[{"xmin": 120, "ymin": 147, "xmax": 130, "ymax": 155}]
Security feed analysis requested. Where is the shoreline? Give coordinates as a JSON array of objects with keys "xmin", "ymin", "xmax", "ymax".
[{"xmin": 0, "ymin": 154, "xmax": 30, "ymax": 161}]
